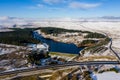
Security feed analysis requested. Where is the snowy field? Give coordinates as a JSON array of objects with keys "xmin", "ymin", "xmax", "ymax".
[
  {"xmin": 95, "ymin": 72, "xmax": 120, "ymax": 80},
  {"xmin": 0, "ymin": 28, "xmax": 13, "ymax": 32},
  {"xmin": 0, "ymin": 17, "xmax": 120, "ymax": 48},
  {"xmin": 33, "ymin": 21, "xmax": 120, "ymax": 49}
]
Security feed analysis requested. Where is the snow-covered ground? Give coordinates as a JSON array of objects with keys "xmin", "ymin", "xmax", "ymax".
[
  {"xmin": 1, "ymin": 17, "xmax": 120, "ymax": 54},
  {"xmin": 95, "ymin": 72, "xmax": 120, "ymax": 80},
  {"xmin": 0, "ymin": 28, "xmax": 13, "ymax": 32},
  {"xmin": 32, "ymin": 19, "xmax": 120, "ymax": 50},
  {"xmin": 90, "ymin": 65, "xmax": 120, "ymax": 80},
  {"xmin": 0, "ymin": 17, "xmax": 120, "ymax": 79},
  {"xmin": 0, "ymin": 44, "xmax": 28, "ymax": 71},
  {"xmin": 79, "ymin": 22, "xmax": 120, "ymax": 47},
  {"xmin": 0, "ymin": 43, "xmax": 26, "ymax": 55},
  {"xmin": 0, "ymin": 17, "xmax": 120, "ymax": 52},
  {"xmin": 34, "ymin": 21, "xmax": 120, "ymax": 49}
]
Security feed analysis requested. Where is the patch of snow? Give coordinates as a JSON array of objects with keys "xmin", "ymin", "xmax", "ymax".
[
  {"xmin": 0, "ymin": 43, "xmax": 26, "ymax": 55},
  {"xmin": 95, "ymin": 72, "xmax": 120, "ymax": 80}
]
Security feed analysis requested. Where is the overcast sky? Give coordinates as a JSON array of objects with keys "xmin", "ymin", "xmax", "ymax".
[{"xmin": 0, "ymin": 0, "xmax": 120, "ymax": 18}]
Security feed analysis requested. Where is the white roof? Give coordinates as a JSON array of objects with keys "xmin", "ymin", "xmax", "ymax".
[{"xmin": 36, "ymin": 44, "xmax": 46, "ymax": 49}]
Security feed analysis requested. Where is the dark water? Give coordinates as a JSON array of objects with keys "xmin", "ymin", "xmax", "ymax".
[{"xmin": 33, "ymin": 32, "xmax": 84, "ymax": 54}]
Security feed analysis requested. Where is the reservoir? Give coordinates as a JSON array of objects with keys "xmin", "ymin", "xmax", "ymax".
[{"xmin": 33, "ymin": 32, "xmax": 84, "ymax": 54}]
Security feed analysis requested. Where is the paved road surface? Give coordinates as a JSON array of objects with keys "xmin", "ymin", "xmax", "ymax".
[
  {"xmin": 109, "ymin": 38, "xmax": 120, "ymax": 62},
  {"xmin": 0, "ymin": 61, "xmax": 119, "ymax": 76}
]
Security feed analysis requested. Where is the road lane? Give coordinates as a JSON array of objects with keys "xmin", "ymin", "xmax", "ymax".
[
  {"xmin": 0, "ymin": 61, "xmax": 119, "ymax": 76},
  {"xmin": 109, "ymin": 38, "xmax": 120, "ymax": 62}
]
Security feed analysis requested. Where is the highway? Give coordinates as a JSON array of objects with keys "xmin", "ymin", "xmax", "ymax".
[
  {"xmin": 0, "ymin": 61, "xmax": 119, "ymax": 76},
  {"xmin": 80, "ymin": 24, "xmax": 120, "ymax": 62},
  {"xmin": 109, "ymin": 38, "xmax": 120, "ymax": 62},
  {"xmin": 0, "ymin": 31, "xmax": 120, "ymax": 77}
]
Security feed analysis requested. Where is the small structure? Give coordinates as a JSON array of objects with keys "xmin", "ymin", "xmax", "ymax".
[
  {"xmin": 27, "ymin": 43, "xmax": 49, "ymax": 52},
  {"xmin": 36, "ymin": 43, "xmax": 49, "ymax": 52},
  {"xmin": 27, "ymin": 43, "xmax": 50, "ymax": 66},
  {"xmin": 27, "ymin": 43, "xmax": 64, "ymax": 66}
]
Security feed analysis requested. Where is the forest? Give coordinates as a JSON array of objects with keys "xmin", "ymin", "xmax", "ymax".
[{"xmin": 0, "ymin": 28, "xmax": 40, "ymax": 46}]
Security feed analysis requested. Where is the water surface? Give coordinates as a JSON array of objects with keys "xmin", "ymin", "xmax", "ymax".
[{"xmin": 33, "ymin": 32, "xmax": 84, "ymax": 54}]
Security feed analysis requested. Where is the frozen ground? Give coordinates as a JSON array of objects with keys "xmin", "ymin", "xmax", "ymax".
[
  {"xmin": 0, "ymin": 43, "xmax": 26, "ymax": 55},
  {"xmin": 35, "ymin": 21, "xmax": 120, "ymax": 49},
  {"xmin": 0, "ymin": 44, "xmax": 28, "ymax": 71},
  {"xmin": 1, "ymin": 17, "xmax": 120, "ymax": 52},
  {"xmin": 0, "ymin": 18, "xmax": 120, "ymax": 56},
  {"xmin": 0, "ymin": 17, "xmax": 120, "ymax": 79},
  {"xmin": 1, "ymin": 17, "xmax": 120, "ymax": 54},
  {"xmin": 95, "ymin": 72, "xmax": 120, "ymax": 80},
  {"xmin": 0, "ymin": 28, "xmax": 13, "ymax": 32}
]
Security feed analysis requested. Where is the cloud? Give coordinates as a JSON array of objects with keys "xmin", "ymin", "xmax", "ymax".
[
  {"xmin": 29, "ymin": 0, "xmax": 102, "ymax": 10},
  {"xmin": 43, "ymin": 0, "xmax": 67, "ymax": 4},
  {"xmin": 69, "ymin": 2, "xmax": 102, "ymax": 9},
  {"xmin": 37, "ymin": 4, "xmax": 44, "ymax": 8},
  {"xmin": 27, "ymin": 4, "xmax": 45, "ymax": 9},
  {"xmin": 27, "ymin": 3, "xmax": 64, "ymax": 11}
]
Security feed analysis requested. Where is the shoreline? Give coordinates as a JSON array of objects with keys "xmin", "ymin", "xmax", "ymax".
[{"xmin": 36, "ymin": 30, "xmax": 86, "ymax": 47}]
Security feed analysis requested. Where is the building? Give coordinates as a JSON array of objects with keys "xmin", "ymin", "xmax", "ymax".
[{"xmin": 27, "ymin": 43, "xmax": 49, "ymax": 52}]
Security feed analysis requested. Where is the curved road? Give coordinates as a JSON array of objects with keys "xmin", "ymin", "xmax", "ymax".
[
  {"xmin": 110, "ymin": 38, "xmax": 120, "ymax": 61},
  {"xmin": 80, "ymin": 24, "xmax": 120, "ymax": 61},
  {"xmin": 0, "ymin": 30, "xmax": 120, "ymax": 76}
]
